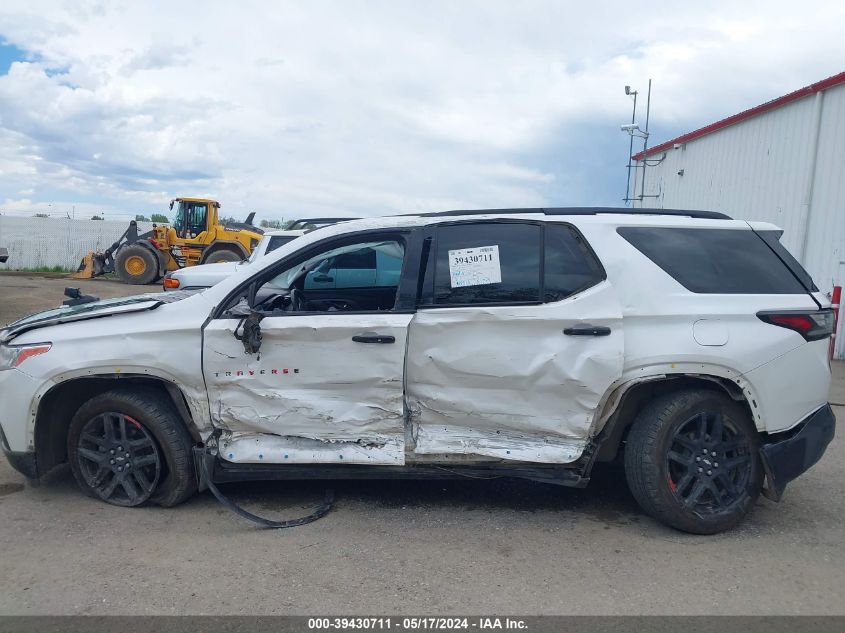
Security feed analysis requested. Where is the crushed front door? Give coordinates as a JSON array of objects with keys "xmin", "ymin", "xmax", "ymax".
[{"xmin": 202, "ymin": 312, "xmax": 412, "ymax": 465}]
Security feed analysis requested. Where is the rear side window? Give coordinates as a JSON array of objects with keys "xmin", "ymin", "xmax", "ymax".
[
  {"xmin": 618, "ymin": 227, "xmax": 808, "ymax": 294},
  {"xmin": 433, "ymin": 223, "xmax": 541, "ymax": 305},
  {"xmin": 427, "ymin": 222, "xmax": 604, "ymax": 306}
]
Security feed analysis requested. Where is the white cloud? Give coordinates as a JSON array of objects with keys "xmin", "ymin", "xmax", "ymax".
[{"xmin": 0, "ymin": 0, "xmax": 843, "ymax": 221}]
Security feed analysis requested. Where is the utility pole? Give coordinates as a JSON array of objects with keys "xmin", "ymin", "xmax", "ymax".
[
  {"xmin": 639, "ymin": 78, "xmax": 652, "ymax": 207},
  {"xmin": 621, "ymin": 79, "xmax": 657, "ymax": 206},
  {"xmin": 623, "ymin": 85, "xmax": 638, "ymax": 206}
]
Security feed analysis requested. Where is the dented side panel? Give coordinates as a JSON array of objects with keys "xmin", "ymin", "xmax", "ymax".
[
  {"xmin": 405, "ymin": 281, "xmax": 624, "ymax": 463},
  {"xmin": 202, "ymin": 313, "xmax": 412, "ymax": 464}
]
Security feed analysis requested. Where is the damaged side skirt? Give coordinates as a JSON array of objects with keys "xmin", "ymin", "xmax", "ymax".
[{"xmin": 203, "ymin": 453, "xmax": 591, "ymax": 488}]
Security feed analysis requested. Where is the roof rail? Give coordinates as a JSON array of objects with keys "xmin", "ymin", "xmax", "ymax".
[
  {"xmin": 418, "ymin": 207, "xmax": 732, "ymax": 220},
  {"xmin": 288, "ymin": 217, "xmax": 361, "ymax": 230}
]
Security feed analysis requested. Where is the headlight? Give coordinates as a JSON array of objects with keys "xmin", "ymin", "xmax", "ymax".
[{"xmin": 0, "ymin": 343, "xmax": 52, "ymax": 371}]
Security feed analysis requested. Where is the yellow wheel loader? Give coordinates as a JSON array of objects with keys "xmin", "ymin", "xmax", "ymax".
[{"xmin": 73, "ymin": 197, "xmax": 263, "ymax": 285}]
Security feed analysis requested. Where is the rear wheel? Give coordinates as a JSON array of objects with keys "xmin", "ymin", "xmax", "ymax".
[
  {"xmin": 115, "ymin": 244, "xmax": 159, "ymax": 284},
  {"xmin": 203, "ymin": 249, "xmax": 242, "ymax": 264},
  {"xmin": 68, "ymin": 388, "xmax": 197, "ymax": 507},
  {"xmin": 624, "ymin": 389, "xmax": 762, "ymax": 534}
]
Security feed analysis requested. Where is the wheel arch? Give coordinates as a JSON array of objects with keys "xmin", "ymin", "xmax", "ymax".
[
  {"xmin": 33, "ymin": 374, "xmax": 203, "ymax": 477},
  {"xmin": 591, "ymin": 372, "xmax": 758, "ymax": 463},
  {"xmin": 199, "ymin": 241, "xmax": 248, "ymax": 264}
]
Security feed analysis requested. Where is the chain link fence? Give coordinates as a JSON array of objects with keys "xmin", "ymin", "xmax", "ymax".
[{"xmin": 0, "ymin": 216, "xmax": 155, "ymax": 271}]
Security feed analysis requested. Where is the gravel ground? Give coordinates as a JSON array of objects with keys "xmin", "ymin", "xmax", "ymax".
[{"xmin": 0, "ymin": 272, "xmax": 843, "ymax": 615}]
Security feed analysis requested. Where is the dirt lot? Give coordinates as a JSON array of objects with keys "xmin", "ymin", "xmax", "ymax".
[{"xmin": 1, "ymin": 272, "xmax": 844, "ymax": 615}]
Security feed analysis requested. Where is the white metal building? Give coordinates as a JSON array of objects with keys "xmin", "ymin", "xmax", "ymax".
[{"xmin": 629, "ymin": 72, "xmax": 845, "ymax": 357}]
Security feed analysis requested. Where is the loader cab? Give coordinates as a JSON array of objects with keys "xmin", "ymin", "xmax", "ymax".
[{"xmin": 171, "ymin": 198, "xmax": 215, "ymax": 240}]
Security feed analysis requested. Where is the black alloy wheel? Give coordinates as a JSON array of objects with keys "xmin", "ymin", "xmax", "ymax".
[
  {"xmin": 624, "ymin": 389, "xmax": 763, "ymax": 533},
  {"xmin": 666, "ymin": 411, "xmax": 753, "ymax": 513},
  {"xmin": 75, "ymin": 412, "xmax": 162, "ymax": 506}
]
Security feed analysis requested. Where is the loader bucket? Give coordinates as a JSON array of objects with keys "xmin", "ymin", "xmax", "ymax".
[{"xmin": 72, "ymin": 252, "xmax": 107, "ymax": 279}]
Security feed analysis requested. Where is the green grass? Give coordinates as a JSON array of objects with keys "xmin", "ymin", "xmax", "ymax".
[{"xmin": 11, "ymin": 265, "xmax": 74, "ymax": 273}]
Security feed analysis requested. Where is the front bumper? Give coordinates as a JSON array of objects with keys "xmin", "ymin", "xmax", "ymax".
[
  {"xmin": 0, "ymin": 367, "xmax": 41, "ymax": 453},
  {"xmin": 0, "ymin": 423, "xmax": 38, "ymax": 479},
  {"xmin": 760, "ymin": 404, "xmax": 835, "ymax": 501}
]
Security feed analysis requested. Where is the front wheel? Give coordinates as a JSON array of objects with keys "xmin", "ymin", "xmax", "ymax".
[
  {"xmin": 115, "ymin": 244, "xmax": 159, "ymax": 284},
  {"xmin": 624, "ymin": 389, "xmax": 763, "ymax": 534},
  {"xmin": 67, "ymin": 388, "xmax": 197, "ymax": 507}
]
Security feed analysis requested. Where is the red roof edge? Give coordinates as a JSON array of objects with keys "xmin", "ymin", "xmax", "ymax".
[{"xmin": 632, "ymin": 71, "xmax": 845, "ymax": 160}]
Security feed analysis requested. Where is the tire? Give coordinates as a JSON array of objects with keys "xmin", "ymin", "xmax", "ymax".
[
  {"xmin": 623, "ymin": 389, "xmax": 763, "ymax": 534},
  {"xmin": 115, "ymin": 244, "xmax": 159, "ymax": 284},
  {"xmin": 67, "ymin": 388, "xmax": 197, "ymax": 508},
  {"xmin": 203, "ymin": 249, "xmax": 242, "ymax": 264}
]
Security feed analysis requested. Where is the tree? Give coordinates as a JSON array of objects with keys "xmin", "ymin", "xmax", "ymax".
[
  {"xmin": 219, "ymin": 216, "xmax": 239, "ymax": 225},
  {"xmin": 33, "ymin": 213, "xmax": 49, "ymax": 218},
  {"xmin": 91, "ymin": 215, "xmax": 104, "ymax": 221},
  {"xmin": 135, "ymin": 214, "xmax": 150, "ymax": 222},
  {"xmin": 150, "ymin": 213, "xmax": 169, "ymax": 223},
  {"xmin": 260, "ymin": 219, "xmax": 287, "ymax": 229}
]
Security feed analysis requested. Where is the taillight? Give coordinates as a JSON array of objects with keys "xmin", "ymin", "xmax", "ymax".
[
  {"xmin": 163, "ymin": 276, "xmax": 180, "ymax": 289},
  {"xmin": 757, "ymin": 309, "xmax": 834, "ymax": 341}
]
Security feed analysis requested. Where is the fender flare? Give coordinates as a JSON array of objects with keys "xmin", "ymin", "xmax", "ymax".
[
  {"xmin": 28, "ymin": 367, "xmax": 213, "ymax": 448},
  {"xmin": 585, "ymin": 366, "xmax": 763, "ymax": 464}
]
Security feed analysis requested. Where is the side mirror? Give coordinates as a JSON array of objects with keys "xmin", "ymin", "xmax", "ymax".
[
  {"xmin": 234, "ymin": 312, "xmax": 263, "ymax": 355},
  {"xmin": 313, "ymin": 274, "xmax": 334, "ymax": 283}
]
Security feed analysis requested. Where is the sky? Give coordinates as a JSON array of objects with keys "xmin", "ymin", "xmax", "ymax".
[{"xmin": 0, "ymin": 1, "xmax": 843, "ymax": 223}]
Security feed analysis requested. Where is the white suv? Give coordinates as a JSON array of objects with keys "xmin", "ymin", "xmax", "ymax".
[
  {"xmin": 0, "ymin": 208, "xmax": 835, "ymax": 533},
  {"xmin": 162, "ymin": 229, "xmax": 306, "ymax": 290}
]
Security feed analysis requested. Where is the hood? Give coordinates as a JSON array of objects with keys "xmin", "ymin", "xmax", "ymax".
[
  {"xmin": 175, "ymin": 261, "xmax": 242, "ymax": 276},
  {"xmin": 0, "ymin": 290, "xmax": 197, "ymax": 344}
]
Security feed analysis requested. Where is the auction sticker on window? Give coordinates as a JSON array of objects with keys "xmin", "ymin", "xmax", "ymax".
[{"xmin": 448, "ymin": 245, "xmax": 502, "ymax": 288}]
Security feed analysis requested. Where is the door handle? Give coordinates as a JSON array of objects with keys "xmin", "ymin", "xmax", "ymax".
[
  {"xmin": 563, "ymin": 324, "xmax": 611, "ymax": 337},
  {"xmin": 352, "ymin": 333, "xmax": 396, "ymax": 344}
]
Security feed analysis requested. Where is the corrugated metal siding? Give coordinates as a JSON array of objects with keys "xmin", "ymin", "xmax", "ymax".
[
  {"xmin": 630, "ymin": 81, "xmax": 845, "ymax": 356},
  {"xmin": 803, "ymin": 84, "xmax": 845, "ymax": 291}
]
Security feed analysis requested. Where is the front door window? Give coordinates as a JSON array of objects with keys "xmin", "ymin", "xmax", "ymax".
[{"xmin": 255, "ymin": 239, "xmax": 405, "ymax": 313}]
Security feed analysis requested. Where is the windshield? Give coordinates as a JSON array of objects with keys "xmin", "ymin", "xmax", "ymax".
[
  {"xmin": 171, "ymin": 201, "xmax": 184, "ymax": 233},
  {"xmin": 4, "ymin": 290, "xmax": 197, "ymax": 332},
  {"xmin": 8, "ymin": 294, "xmax": 163, "ymax": 328},
  {"xmin": 245, "ymin": 235, "xmax": 298, "ymax": 264}
]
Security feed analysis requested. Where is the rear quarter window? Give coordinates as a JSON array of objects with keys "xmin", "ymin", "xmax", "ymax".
[{"xmin": 618, "ymin": 227, "xmax": 808, "ymax": 294}]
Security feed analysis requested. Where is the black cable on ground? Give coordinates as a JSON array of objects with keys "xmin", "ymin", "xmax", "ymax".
[{"xmin": 201, "ymin": 454, "xmax": 335, "ymax": 529}]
